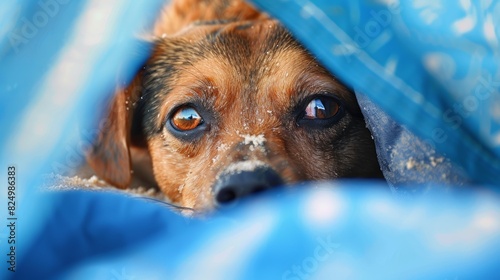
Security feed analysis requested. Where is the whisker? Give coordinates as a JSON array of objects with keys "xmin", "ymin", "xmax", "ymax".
[{"xmin": 138, "ymin": 196, "xmax": 196, "ymax": 212}]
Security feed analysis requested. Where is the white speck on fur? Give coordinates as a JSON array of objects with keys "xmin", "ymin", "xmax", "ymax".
[
  {"xmin": 242, "ymin": 134, "xmax": 265, "ymax": 146},
  {"xmin": 212, "ymin": 155, "xmax": 220, "ymax": 163},
  {"xmin": 217, "ymin": 143, "xmax": 229, "ymax": 152},
  {"xmin": 223, "ymin": 160, "xmax": 268, "ymax": 176},
  {"xmin": 241, "ymin": 134, "xmax": 266, "ymax": 152}
]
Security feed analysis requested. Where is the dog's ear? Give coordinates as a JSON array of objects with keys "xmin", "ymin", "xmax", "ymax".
[
  {"xmin": 154, "ymin": 0, "xmax": 267, "ymax": 36},
  {"xmin": 87, "ymin": 76, "xmax": 143, "ymax": 189}
]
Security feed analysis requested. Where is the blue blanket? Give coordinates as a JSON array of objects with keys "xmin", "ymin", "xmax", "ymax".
[{"xmin": 1, "ymin": 0, "xmax": 499, "ymax": 279}]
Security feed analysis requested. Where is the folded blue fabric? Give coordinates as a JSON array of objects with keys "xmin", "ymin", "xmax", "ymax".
[
  {"xmin": 13, "ymin": 185, "xmax": 500, "ymax": 279},
  {"xmin": 356, "ymin": 93, "xmax": 471, "ymax": 191}
]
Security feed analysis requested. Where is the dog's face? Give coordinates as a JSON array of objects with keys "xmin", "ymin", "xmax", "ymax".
[{"xmin": 88, "ymin": 11, "xmax": 382, "ymax": 212}]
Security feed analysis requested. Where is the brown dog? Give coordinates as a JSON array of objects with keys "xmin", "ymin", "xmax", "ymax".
[{"xmin": 87, "ymin": 0, "xmax": 382, "ymax": 212}]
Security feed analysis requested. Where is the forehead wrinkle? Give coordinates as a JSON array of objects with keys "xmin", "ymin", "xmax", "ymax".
[
  {"xmin": 252, "ymin": 48, "xmax": 313, "ymax": 106},
  {"xmin": 163, "ymin": 73, "xmax": 216, "ymax": 106},
  {"xmin": 202, "ymin": 27, "xmax": 253, "ymax": 70},
  {"xmin": 185, "ymin": 54, "xmax": 245, "ymax": 104},
  {"xmin": 257, "ymin": 44, "xmax": 353, "ymax": 108},
  {"xmin": 198, "ymin": 20, "xmax": 293, "ymax": 85}
]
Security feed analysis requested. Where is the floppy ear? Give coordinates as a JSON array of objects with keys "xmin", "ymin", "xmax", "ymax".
[{"xmin": 87, "ymin": 76, "xmax": 142, "ymax": 189}]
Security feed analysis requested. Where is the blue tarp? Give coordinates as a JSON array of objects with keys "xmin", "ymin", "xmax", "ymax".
[{"xmin": 1, "ymin": 0, "xmax": 499, "ymax": 279}]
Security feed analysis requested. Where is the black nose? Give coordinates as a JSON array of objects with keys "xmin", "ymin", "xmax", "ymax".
[{"xmin": 213, "ymin": 166, "xmax": 284, "ymax": 205}]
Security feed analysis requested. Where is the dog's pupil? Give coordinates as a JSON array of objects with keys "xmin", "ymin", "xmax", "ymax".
[
  {"xmin": 172, "ymin": 107, "xmax": 202, "ymax": 131},
  {"xmin": 304, "ymin": 98, "xmax": 339, "ymax": 119}
]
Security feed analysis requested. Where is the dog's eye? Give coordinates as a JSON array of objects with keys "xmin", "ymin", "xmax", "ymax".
[
  {"xmin": 303, "ymin": 97, "xmax": 340, "ymax": 120},
  {"xmin": 296, "ymin": 95, "xmax": 344, "ymax": 129},
  {"xmin": 170, "ymin": 106, "xmax": 203, "ymax": 131}
]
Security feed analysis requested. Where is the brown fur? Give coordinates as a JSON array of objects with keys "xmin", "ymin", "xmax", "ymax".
[{"xmin": 87, "ymin": 0, "xmax": 382, "ymax": 212}]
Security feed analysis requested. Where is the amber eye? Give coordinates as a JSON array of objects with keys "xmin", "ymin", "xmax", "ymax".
[
  {"xmin": 170, "ymin": 106, "xmax": 203, "ymax": 131},
  {"xmin": 303, "ymin": 97, "xmax": 340, "ymax": 120}
]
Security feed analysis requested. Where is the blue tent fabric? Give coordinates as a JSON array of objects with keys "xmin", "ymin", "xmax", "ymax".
[{"xmin": 1, "ymin": 0, "xmax": 500, "ymax": 279}]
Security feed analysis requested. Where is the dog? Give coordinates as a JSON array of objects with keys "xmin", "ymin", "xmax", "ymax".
[{"xmin": 87, "ymin": 0, "xmax": 382, "ymax": 212}]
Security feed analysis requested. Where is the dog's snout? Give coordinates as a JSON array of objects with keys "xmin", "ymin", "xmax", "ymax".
[{"xmin": 214, "ymin": 166, "xmax": 284, "ymax": 205}]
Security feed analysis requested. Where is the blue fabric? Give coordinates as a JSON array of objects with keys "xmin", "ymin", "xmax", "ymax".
[
  {"xmin": 12, "ymin": 185, "xmax": 500, "ymax": 279},
  {"xmin": 355, "ymin": 93, "xmax": 471, "ymax": 191},
  {"xmin": 250, "ymin": 0, "xmax": 500, "ymax": 186},
  {"xmin": 1, "ymin": 0, "xmax": 500, "ymax": 279},
  {"xmin": 0, "ymin": 0, "xmax": 166, "ymax": 278},
  {"xmin": 16, "ymin": 191, "xmax": 185, "ymax": 280}
]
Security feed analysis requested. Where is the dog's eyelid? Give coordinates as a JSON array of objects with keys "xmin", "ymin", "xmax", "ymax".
[{"xmin": 294, "ymin": 92, "xmax": 341, "ymax": 110}]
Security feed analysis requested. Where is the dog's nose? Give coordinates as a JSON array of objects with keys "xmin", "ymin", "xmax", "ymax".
[{"xmin": 213, "ymin": 166, "xmax": 284, "ymax": 205}]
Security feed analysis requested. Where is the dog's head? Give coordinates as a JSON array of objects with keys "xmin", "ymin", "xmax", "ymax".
[{"xmin": 88, "ymin": 1, "xmax": 382, "ymax": 212}]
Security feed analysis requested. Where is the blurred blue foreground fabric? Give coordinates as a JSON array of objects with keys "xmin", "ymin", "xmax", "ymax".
[{"xmin": 0, "ymin": 0, "xmax": 499, "ymax": 279}]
